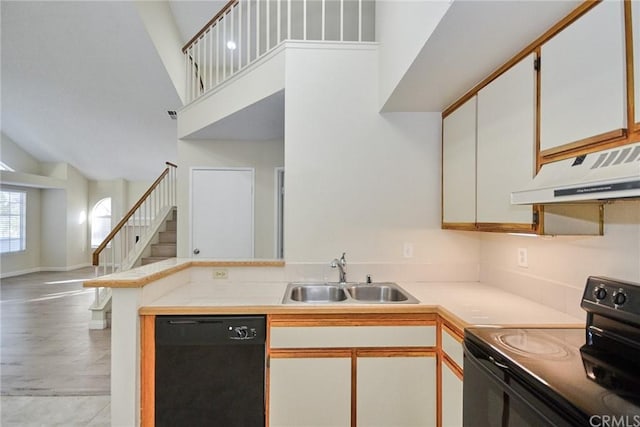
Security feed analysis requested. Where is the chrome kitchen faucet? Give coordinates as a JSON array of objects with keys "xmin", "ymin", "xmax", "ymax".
[{"xmin": 331, "ymin": 252, "xmax": 347, "ymax": 284}]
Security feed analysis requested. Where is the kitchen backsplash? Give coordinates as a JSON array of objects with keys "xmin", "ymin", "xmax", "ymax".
[
  {"xmin": 479, "ymin": 200, "xmax": 640, "ymax": 319},
  {"xmin": 187, "ymin": 261, "xmax": 479, "ymax": 285}
]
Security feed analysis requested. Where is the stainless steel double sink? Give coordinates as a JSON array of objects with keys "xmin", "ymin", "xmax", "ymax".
[{"xmin": 282, "ymin": 282, "xmax": 419, "ymax": 304}]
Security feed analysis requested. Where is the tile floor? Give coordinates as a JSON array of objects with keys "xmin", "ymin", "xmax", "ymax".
[{"xmin": 1, "ymin": 268, "xmax": 111, "ymax": 426}]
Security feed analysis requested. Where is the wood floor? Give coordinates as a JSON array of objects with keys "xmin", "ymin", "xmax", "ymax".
[{"xmin": 1, "ymin": 267, "xmax": 111, "ymax": 425}]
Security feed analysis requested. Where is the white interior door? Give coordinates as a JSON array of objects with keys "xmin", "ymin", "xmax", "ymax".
[{"xmin": 191, "ymin": 168, "xmax": 254, "ymax": 258}]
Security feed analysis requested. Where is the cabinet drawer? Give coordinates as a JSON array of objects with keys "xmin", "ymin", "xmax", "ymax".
[{"xmin": 270, "ymin": 325, "xmax": 436, "ymax": 348}]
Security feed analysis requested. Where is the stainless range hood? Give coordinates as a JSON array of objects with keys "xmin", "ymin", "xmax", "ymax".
[{"xmin": 511, "ymin": 142, "xmax": 640, "ymax": 204}]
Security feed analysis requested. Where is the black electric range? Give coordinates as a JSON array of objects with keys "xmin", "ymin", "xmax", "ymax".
[{"xmin": 463, "ymin": 276, "xmax": 640, "ymax": 427}]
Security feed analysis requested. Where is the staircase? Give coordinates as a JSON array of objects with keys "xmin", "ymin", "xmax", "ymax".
[
  {"xmin": 90, "ymin": 162, "xmax": 177, "ymax": 329},
  {"xmin": 142, "ymin": 211, "xmax": 177, "ymax": 265}
]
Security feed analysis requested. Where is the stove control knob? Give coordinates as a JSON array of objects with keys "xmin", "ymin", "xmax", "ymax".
[
  {"xmin": 593, "ymin": 286, "xmax": 607, "ymax": 301},
  {"xmin": 613, "ymin": 290, "xmax": 627, "ymax": 307}
]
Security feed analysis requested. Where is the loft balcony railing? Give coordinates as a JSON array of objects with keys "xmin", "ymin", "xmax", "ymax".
[{"xmin": 183, "ymin": 0, "xmax": 375, "ymax": 103}]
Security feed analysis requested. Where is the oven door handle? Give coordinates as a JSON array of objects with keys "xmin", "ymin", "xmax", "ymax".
[{"xmin": 489, "ymin": 355, "xmax": 509, "ymax": 370}]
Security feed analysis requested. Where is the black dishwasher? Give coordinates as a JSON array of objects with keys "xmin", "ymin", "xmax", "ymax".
[{"xmin": 155, "ymin": 315, "xmax": 266, "ymax": 427}]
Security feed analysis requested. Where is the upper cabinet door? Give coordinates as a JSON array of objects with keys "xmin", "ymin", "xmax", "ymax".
[
  {"xmin": 442, "ymin": 96, "xmax": 476, "ymax": 225},
  {"xmin": 477, "ymin": 54, "xmax": 535, "ymax": 225},
  {"xmin": 540, "ymin": 0, "xmax": 626, "ymax": 153}
]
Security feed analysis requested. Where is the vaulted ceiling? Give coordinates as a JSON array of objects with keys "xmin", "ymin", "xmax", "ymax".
[
  {"xmin": 1, "ymin": 0, "xmax": 585, "ymax": 182},
  {"xmin": 1, "ymin": 1, "xmax": 223, "ymax": 181}
]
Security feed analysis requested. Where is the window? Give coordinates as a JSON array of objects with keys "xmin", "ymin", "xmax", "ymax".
[
  {"xmin": 91, "ymin": 198, "xmax": 112, "ymax": 247},
  {"xmin": 0, "ymin": 190, "xmax": 26, "ymax": 253}
]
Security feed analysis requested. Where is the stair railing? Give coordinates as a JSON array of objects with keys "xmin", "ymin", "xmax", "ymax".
[
  {"xmin": 183, "ymin": 0, "xmax": 376, "ymax": 103},
  {"xmin": 90, "ymin": 162, "xmax": 177, "ymax": 308}
]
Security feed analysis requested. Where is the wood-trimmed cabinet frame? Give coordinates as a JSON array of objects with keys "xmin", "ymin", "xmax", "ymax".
[
  {"xmin": 268, "ymin": 313, "xmax": 438, "ymax": 427},
  {"xmin": 141, "ymin": 315, "xmax": 155, "ymax": 427},
  {"xmin": 437, "ymin": 316, "xmax": 464, "ymax": 427},
  {"xmin": 438, "ymin": 318, "xmax": 464, "ymax": 381}
]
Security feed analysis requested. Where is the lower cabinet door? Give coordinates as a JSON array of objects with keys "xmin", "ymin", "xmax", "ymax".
[
  {"xmin": 357, "ymin": 356, "xmax": 436, "ymax": 427},
  {"xmin": 269, "ymin": 357, "xmax": 351, "ymax": 427},
  {"xmin": 442, "ymin": 362, "xmax": 464, "ymax": 427}
]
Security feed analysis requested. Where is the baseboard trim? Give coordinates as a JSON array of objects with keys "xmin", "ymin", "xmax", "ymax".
[
  {"xmin": 0, "ymin": 267, "xmax": 42, "ymax": 279},
  {"xmin": 44, "ymin": 263, "xmax": 92, "ymax": 272},
  {"xmin": 0, "ymin": 263, "xmax": 93, "ymax": 279}
]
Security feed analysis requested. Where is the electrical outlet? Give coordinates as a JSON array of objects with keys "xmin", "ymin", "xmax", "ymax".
[
  {"xmin": 517, "ymin": 248, "xmax": 528, "ymax": 268},
  {"xmin": 403, "ymin": 242, "xmax": 414, "ymax": 259},
  {"xmin": 213, "ymin": 269, "xmax": 228, "ymax": 279}
]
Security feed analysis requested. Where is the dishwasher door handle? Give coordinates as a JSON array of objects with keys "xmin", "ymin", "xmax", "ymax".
[
  {"xmin": 168, "ymin": 320, "xmax": 198, "ymax": 325},
  {"xmin": 168, "ymin": 319, "xmax": 224, "ymax": 325}
]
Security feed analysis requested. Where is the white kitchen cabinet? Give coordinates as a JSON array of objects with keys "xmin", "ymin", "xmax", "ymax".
[
  {"xmin": 269, "ymin": 316, "xmax": 437, "ymax": 427},
  {"xmin": 357, "ymin": 356, "xmax": 436, "ymax": 427},
  {"xmin": 477, "ymin": 53, "xmax": 536, "ymax": 225},
  {"xmin": 442, "ymin": 361, "xmax": 463, "ymax": 427},
  {"xmin": 269, "ymin": 356, "xmax": 352, "ymax": 427},
  {"xmin": 540, "ymin": 0, "xmax": 626, "ymax": 152},
  {"xmin": 442, "ymin": 96, "xmax": 477, "ymax": 225}
]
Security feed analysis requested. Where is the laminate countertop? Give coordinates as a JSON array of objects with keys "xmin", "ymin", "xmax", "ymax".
[
  {"xmin": 138, "ymin": 280, "xmax": 585, "ymax": 329},
  {"xmin": 86, "ymin": 258, "xmax": 584, "ymax": 329}
]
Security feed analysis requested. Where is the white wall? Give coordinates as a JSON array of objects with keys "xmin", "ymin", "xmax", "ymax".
[
  {"xmin": 85, "ymin": 177, "xmax": 162, "ymax": 266},
  {"xmin": 1, "ymin": 133, "xmax": 41, "ymax": 174},
  {"xmin": 5, "ymin": 161, "xmax": 92, "ymax": 272},
  {"xmin": 38, "ymin": 162, "xmax": 90, "ymax": 269},
  {"xmin": 376, "ymin": 0, "xmax": 450, "ymax": 110},
  {"xmin": 40, "ymin": 162, "xmax": 69, "ymax": 180},
  {"xmin": 1, "ymin": 133, "xmax": 158, "ymax": 275},
  {"xmin": 283, "ymin": 44, "xmax": 479, "ymax": 279},
  {"xmin": 126, "ymin": 180, "xmax": 154, "ymax": 209},
  {"xmin": 41, "ymin": 189, "xmax": 67, "ymax": 269},
  {"xmin": 65, "ymin": 164, "xmax": 90, "ymax": 268},
  {"xmin": 135, "ymin": 0, "xmax": 186, "ymax": 104},
  {"xmin": 178, "ymin": 48, "xmax": 285, "ymax": 139},
  {"xmin": 176, "ymin": 139, "xmax": 284, "ymax": 259},
  {"xmin": 89, "ymin": 178, "xmax": 153, "ymax": 224},
  {"xmin": 479, "ymin": 201, "xmax": 640, "ymax": 318},
  {"xmin": 89, "ymin": 179, "xmax": 126, "ymax": 224},
  {"xmin": 0, "ymin": 135, "xmax": 44, "ymax": 276}
]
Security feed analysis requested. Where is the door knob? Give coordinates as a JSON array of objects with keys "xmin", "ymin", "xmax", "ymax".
[{"xmin": 193, "ymin": 248, "xmax": 200, "ymax": 255}]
